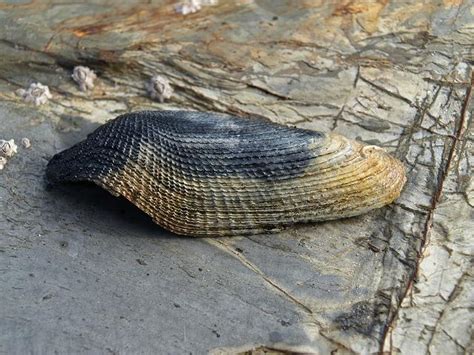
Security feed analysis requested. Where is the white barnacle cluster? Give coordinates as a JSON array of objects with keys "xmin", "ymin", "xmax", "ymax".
[
  {"xmin": 16, "ymin": 82, "xmax": 52, "ymax": 106},
  {"xmin": 175, "ymin": 0, "xmax": 218, "ymax": 15},
  {"xmin": 72, "ymin": 66, "xmax": 97, "ymax": 91},
  {"xmin": 0, "ymin": 139, "xmax": 18, "ymax": 158},
  {"xmin": 147, "ymin": 75, "xmax": 174, "ymax": 103},
  {"xmin": 0, "ymin": 139, "xmax": 18, "ymax": 170}
]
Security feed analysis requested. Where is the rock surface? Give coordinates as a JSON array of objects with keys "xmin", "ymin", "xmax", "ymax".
[{"xmin": 0, "ymin": 1, "xmax": 472, "ymax": 354}]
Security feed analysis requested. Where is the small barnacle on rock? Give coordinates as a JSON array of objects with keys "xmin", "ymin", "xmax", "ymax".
[
  {"xmin": 0, "ymin": 157, "xmax": 7, "ymax": 170},
  {"xmin": 21, "ymin": 138, "xmax": 31, "ymax": 149},
  {"xmin": 175, "ymin": 0, "xmax": 218, "ymax": 15},
  {"xmin": 146, "ymin": 75, "xmax": 174, "ymax": 103},
  {"xmin": 0, "ymin": 139, "xmax": 18, "ymax": 158},
  {"xmin": 175, "ymin": 0, "xmax": 201, "ymax": 15},
  {"xmin": 362, "ymin": 145, "xmax": 386, "ymax": 157},
  {"xmin": 72, "ymin": 66, "xmax": 97, "ymax": 91},
  {"xmin": 16, "ymin": 82, "xmax": 52, "ymax": 106}
]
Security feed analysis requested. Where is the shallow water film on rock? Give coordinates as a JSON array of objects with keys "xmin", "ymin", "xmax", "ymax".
[{"xmin": 0, "ymin": 1, "xmax": 472, "ymax": 354}]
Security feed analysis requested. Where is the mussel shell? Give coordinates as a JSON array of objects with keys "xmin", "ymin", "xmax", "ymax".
[{"xmin": 46, "ymin": 111, "xmax": 406, "ymax": 237}]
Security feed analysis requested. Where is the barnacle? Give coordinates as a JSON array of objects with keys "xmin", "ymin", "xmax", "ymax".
[
  {"xmin": 16, "ymin": 83, "xmax": 52, "ymax": 106},
  {"xmin": 47, "ymin": 111, "xmax": 406, "ymax": 237},
  {"xmin": 72, "ymin": 66, "xmax": 97, "ymax": 91},
  {"xmin": 146, "ymin": 75, "xmax": 173, "ymax": 103},
  {"xmin": 0, "ymin": 139, "xmax": 18, "ymax": 171},
  {"xmin": 21, "ymin": 138, "xmax": 31, "ymax": 149},
  {"xmin": 0, "ymin": 139, "xmax": 18, "ymax": 158},
  {"xmin": 175, "ymin": 0, "xmax": 218, "ymax": 15},
  {"xmin": 0, "ymin": 157, "xmax": 7, "ymax": 170}
]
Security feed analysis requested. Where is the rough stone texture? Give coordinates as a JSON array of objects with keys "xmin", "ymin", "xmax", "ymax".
[
  {"xmin": 0, "ymin": 1, "xmax": 472, "ymax": 354},
  {"xmin": 383, "ymin": 78, "xmax": 474, "ymax": 354}
]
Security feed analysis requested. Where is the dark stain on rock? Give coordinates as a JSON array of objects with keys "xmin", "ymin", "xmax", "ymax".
[
  {"xmin": 358, "ymin": 117, "xmax": 391, "ymax": 132},
  {"xmin": 334, "ymin": 301, "xmax": 377, "ymax": 335},
  {"xmin": 212, "ymin": 329, "xmax": 220, "ymax": 338},
  {"xmin": 136, "ymin": 258, "xmax": 147, "ymax": 265},
  {"xmin": 269, "ymin": 331, "xmax": 284, "ymax": 343}
]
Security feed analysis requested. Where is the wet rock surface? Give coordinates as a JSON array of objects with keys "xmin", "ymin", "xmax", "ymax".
[{"xmin": 0, "ymin": 1, "xmax": 472, "ymax": 353}]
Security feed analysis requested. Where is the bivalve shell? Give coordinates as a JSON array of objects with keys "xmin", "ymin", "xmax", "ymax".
[{"xmin": 46, "ymin": 111, "xmax": 406, "ymax": 237}]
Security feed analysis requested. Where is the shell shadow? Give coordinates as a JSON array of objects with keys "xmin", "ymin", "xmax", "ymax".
[{"xmin": 46, "ymin": 181, "xmax": 184, "ymax": 240}]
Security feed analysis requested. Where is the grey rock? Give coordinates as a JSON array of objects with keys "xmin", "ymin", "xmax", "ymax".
[{"xmin": 0, "ymin": 1, "xmax": 472, "ymax": 354}]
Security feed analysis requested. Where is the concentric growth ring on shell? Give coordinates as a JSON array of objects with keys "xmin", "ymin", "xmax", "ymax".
[{"xmin": 46, "ymin": 110, "xmax": 406, "ymax": 237}]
